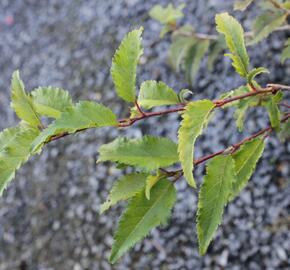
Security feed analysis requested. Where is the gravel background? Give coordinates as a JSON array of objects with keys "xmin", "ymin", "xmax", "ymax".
[{"xmin": 0, "ymin": 0, "xmax": 289, "ymax": 269}]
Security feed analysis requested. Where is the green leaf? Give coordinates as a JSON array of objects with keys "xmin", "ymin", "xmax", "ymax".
[
  {"xmin": 31, "ymin": 87, "xmax": 73, "ymax": 118},
  {"xmin": 149, "ymin": 4, "xmax": 185, "ymax": 24},
  {"xmin": 247, "ymin": 67, "xmax": 269, "ymax": 83},
  {"xmin": 145, "ymin": 173, "xmax": 163, "ymax": 200},
  {"xmin": 248, "ymin": 11, "xmax": 287, "ymax": 45},
  {"xmin": 234, "ymin": 0, "xmax": 254, "ymax": 11},
  {"xmin": 169, "ymin": 35, "xmax": 196, "ymax": 72},
  {"xmin": 215, "ymin": 13, "xmax": 249, "ymax": 78},
  {"xmin": 138, "ymin": 80, "xmax": 179, "ymax": 109},
  {"xmin": 110, "ymin": 179, "xmax": 176, "ymax": 263},
  {"xmin": 100, "ymin": 173, "xmax": 148, "ymax": 213},
  {"xmin": 32, "ymin": 101, "xmax": 118, "ymax": 152},
  {"xmin": 207, "ymin": 38, "xmax": 225, "ymax": 71},
  {"xmin": 111, "ymin": 28, "xmax": 143, "ymax": 102},
  {"xmin": 281, "ymin": 38, "xmax": 290, "ymax": 63},
  {"xmin": 197, "ymin": 155, "xmax": 236, "ymax": 255},
  {"xmin": 178, "ymin": 100, "xmax": 215, "ymax": 188},
  {"xmin": 10, "ymin": 71, "xmax": 41, "ymax": 127},
  {"xmin": 0, "ymin": 127, "xmax": 21, "ymax": 154},
  {"xmin": 98, "ymin": 136, "xmax": 179, "ymax": 171},
  {"xmin": 234, "ymin": 96, "xmax": 259, "ymax": 131},
  {"xmin": 185, "ymin": 39, "xmax": 210, "ymax": 84},
  {"xmin": 0, "ymin": 127, "xmax": 40, "ymax": 194},
  {"xmin": 230, "ymin": 138, "xmax": 265, "ymax": 200},
  {"xmin": 265, "ymin": 93, "xmax": 282, "ymax": 131},
  {"xmin": 218, "ymin": 85, "xmax": 249, "ymax": 108},
  {"xmin": 279, "ymin": 121, "xmax": 290, "ymax": 142}
]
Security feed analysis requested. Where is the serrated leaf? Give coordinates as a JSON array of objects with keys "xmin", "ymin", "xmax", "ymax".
[
  {"xmin": 111, "ymin": 28, "xmax": 143, "ymax": 102},
  {"xmin": 98, "ymin": 136, "xmax": 178, "ymax": 171},
  {"xmin": 230, "ymin": 138, "xmax": 265, "ymax": 200},
  {"xmin": 185, "ymin": 39, "xmax": 209, "ymax": 84},
  {"xmin": 100, "ymin": 173, "xmax": 148, "ymax": 213},
  {"xmin": 197, "ymin": 155, "xmax": 236, "ymax": 255},
  {"xmin": 145, "ymin": 173, "xmax": 163, "ymax": 200},
  {"xmin": 247, "ymin": 67, "xmax": 269, "ymax": 83},
  {"xmin": 32, "ymin": 101, "xmax": 117, "ymax": 152},
  {"xmin": 138, "ymin": 80, "xmax": 179, "ymax": 109},
  {"xmin": 234, "ymin": 0, "xmax": 255, "ymax": 11},
  {"xmin": 0, "ymin": 127, "xmax": 40, "ymax": 194},
  {"xmin": 178, "ymin": 100, "xmax": 215, "ymax": 188},
  {"xmin": 10, "ymin": 71, "xmax": 41, "ymax": 127},
  {"xmin": 169, "ymin": 35, "xmax": 196, "ymax": 72},
  {"xmin": 149, "ymin": 4, "xmax": 185, "ymax": 24},
  {"xmin": 216, "ymin": 13, "xmax": 249, "ymax": 78},
  {"xmin": 110, "ymin": 179, "xmax": 176, "ymax": 263},
  {"xmin": 31, "ymin": 87, "xmax": 73, "ymax": 118},
  {"xmin": 0, "ymin": 127, "xmax": 21, "ymax": 154},
  {"xmin": 281, "ymin": 38, "xmax": 290, "ymax": 63},
  {"xmin": 248, "ymin": 11, "xmax": 287, "ymax": 45}
]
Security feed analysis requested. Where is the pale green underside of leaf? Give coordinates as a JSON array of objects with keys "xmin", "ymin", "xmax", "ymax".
[
  {"xmin": 0, "ymin": 127, "xmax": 40, "ymax": 195},
  {"xmin": 219, "ymin": 85, "xmax": 249, "ymax": 108},
  {"xmin": 216, "ymin": 13, "xmax": 249, "ymax": 78},
  {"xmin": 111, "ymin": 28, "xmax": 143, "ymax": 102},
  {"xmin": 98, "ymin": 136, "xmax": 179, "ymax": 171},
  {"xmin": 197, "ymin": 155, "xmax": 236, "ymax": 255},
  {"xmin": 110, "ymin": 179, "xmax": 176, "ymax": 263},
  {"xmin": 31, "ymin": 87, "xmax": 73, "ymax": 118},
  {"xmin": 234, "ymin": 0, "xmax": 254, "ymax": 11},
  {"xmin": 138, "ymin": 80, "xmax": 179, "ymax": 109},
  {"xmin": 247, "ymin": 67, "xmax": 269, "ymax": 83},
  {"xmin": 249, "ymin": 11, "xmax": 287, "ymax": 45},
  {"xmin": 0, "ymin": 127, "xmax": 21, "ymax": 154},
  {"xmin": 100, "ymin": 173, "xmax": 148, "ymax": 213},
  {"xmin": 178, "ymin": 100, "xmax": 215, "ymax": 188},
  {"xmin": 32, "ymin": 101, "xmax": 118, "ymax": 152},
  {"xmin": 230, "ymin": 138, "xmax": 265, "ymax": 200},
  {"xmin": 149, "ymin": 4, "xmax": 185, "ymax": 24},
  {"xmin": 10, "ymin": 71, "xmax": 41, "ymax": 127}
]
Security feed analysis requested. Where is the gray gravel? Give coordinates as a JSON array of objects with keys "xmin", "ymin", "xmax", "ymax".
[{"xmin": 0, "ymin": 0, "xmax": 289, "ymax": 269}]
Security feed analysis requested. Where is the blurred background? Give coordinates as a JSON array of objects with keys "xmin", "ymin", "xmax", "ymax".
[{"xmin": 0, "ymin": 0, "xmax": 289, "ymax": 269}]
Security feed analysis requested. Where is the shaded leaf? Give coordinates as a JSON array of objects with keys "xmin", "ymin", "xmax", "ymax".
[
  {"xmin": 98, "ymin": 136, "xmax": 179, "ymax": 171},
  {"xmin": 230, "ymin": 138, "xmax": 265, "ymax": 200},
  {"xmin": 178, "ymin": 100, "xmax": 215, "ymax": 188},
  {"xmin": 32, "ymin": 101, "xmax": 118, "ymax": 152},
  {"xmin": 185, "ymin": 39, "xmax": 209, "ymax": 84},
  {"xmin": 216, "ymin": 13, "xmax": 249, "ymax": 78},
  {"xmin": 111, "ymin": 28, "xmax": 143, "ymax": 102},
  {"xmin": 110, "ymin": 179, "xmax": 176, "ymax": 263},
  {"xmin": 100, "ymin": 173, "xmax": 148, "ymax": 213},
  {"xmin": 138, "ymin": 80, "xmax": 179, "ymax": 109},
  {"xmin": 197, "ymin": 155, "xmax": 236, "ymax": 255},
  {"xmin": 234, "ymin": 0, "xmax": 255, "ymax": 11},
  {"xmin": 249, "ymin": 11, "xmax": 287, "ymax": 45},
  {"xmin": 265, "ymin": 93, "xmax": 282, "ymax": 131},
  {"xmin": 10, "ymin": 71, "xmax": 41, "ymax": 127},
  {"xmin": 281, "ymin": 38, "xmax": 290, "ymax": 63},
  {"xmin": 31, "ymin": 87, "xmax": 73, "ymax": 118}
]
